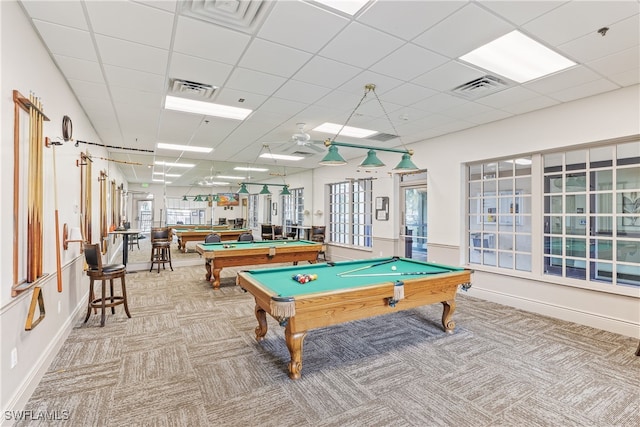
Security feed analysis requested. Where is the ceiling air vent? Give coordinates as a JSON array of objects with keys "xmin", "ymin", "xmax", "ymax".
[
  {"xmin": 181, "ymin": 0, "xmax": 274, "ymax": 34},
  {"xmin": 451, "ymin": 75, "xmax": 510, "ymax": 100},
  {"xmin": 169, "ymin": 78, "xmax": 217, "ymax": 99},
  {"xmin": 367, "ymin": 132, "xmax": 398, "ymax": 142}
]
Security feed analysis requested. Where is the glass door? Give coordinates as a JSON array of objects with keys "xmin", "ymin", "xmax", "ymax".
[{"xmin": 401, "ymin": 185, "xmax": 427, "ymax": 260}]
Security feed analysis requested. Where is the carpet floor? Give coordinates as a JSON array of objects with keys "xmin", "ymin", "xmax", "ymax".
[{"xmin": 14, "ymin": 261, "xmax": 640, "ymax": 427}]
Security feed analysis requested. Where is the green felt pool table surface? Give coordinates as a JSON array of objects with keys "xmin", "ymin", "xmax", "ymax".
[{"xmin": 244, "ymin": 257, "xmax": 465, "ymax": 296}]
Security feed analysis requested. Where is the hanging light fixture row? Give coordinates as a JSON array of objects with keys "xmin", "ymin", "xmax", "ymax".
[
  {"xmin": 238, "ymin": 182, "xmax": 291, "ymax": 195},
  {"xmin": 320, "ymin": 140, "xmax": 418, "ymax": 171},
  {"xmin": 182, "ymin": 194, "xmax": 221, "ymax": 202},
  {"xmin": 319, "ymin": 83, "xmax": 419, "ymax": 172}
]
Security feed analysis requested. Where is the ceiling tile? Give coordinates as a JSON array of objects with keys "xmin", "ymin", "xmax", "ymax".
[
  {"xmin": 550, "ymin": 78, "xmax": 621, "ymax": 103},
  {"xmin": 32, "ymin": 20, "xmax": 97, "ymax": 61},
  {"xmin": 132, "ymin": 0, "xmax": 178, "ymax": 13},
  {"xmin": 238, "ymin": 38, "xmax": 312, "ymax": 78},
  {"xmin": 273, "ymin": 80, "xmax": 332, "ymax": 104},
  {"xmin": 173, "ymin": 15, "xmax": 251, "ymax": 64},
  {"xmin": 225, "ymin": 67, "xmax": 287, "ymax": 96},
  {"xmin": 413, "ymin": 3, "xmax": 514, "ymax": 58},
  {"xmin": 523, "ymin": 1, "xmax": 640, "ymax": 46},
  {"xmin": 475, "ymin": 86, "xmax": 541, "ymax": 109},
  {"xmin": 168, "ymin": 52, "xmax": 233, "ymax": 88},
  {"xmin": 20, "ymin": 1, "xmax": 88, "ymax": 29},
  {"xmin": 412, "ymin": 60, "xmax": 486, "ymax": 92},
  {"xmin": 500, "ymin": 95, "xmax": 560, "ymax": 115},
  {"xmin": 67, "ymin": 78, "xmax": 110, "ymax": 101},
  {"xmin": 86, "ymin": 1, "xmax": 174, "ymax": 49},
  {"xmin": 53, "ymin": 55, "xmax": 104, "ymax": 83},
  {"xmin": 559, "ymin": 14, "xmax": 640, "ymax": 63},
  {"xmin": 358, "ymin": 0, "xmax": 466, "ymax": 41},
  {"xmin": 213, "ymin": 87, "xmax": 268, "ymax": 110},
  {"xmin": 369, "ymin": 43, "xmax": 449, "ymax": 81},
  {"xmin": 587, "ymin": 46, "xmax": 640, "ymax": 78},
  {"xmin": 410, "ymin": 93, "xmax": 468, "ymax": 113},
  {"xmin": 104, "ymin": 65, "xmax": 165, "ymax": 93},
  {"xmin": 524, "ymin": 65, "xmax": 604, "ymax": 95},
  {"xmin": 292, "ymin": 56, "xmax": 363, "ymax": 89},
  {"xmin": 478, "ymin": 1, "xmax": 565, "ymax": 26},
  {"xmin": 379, "ymin": 83, "xmax": 438, "ymax": 107},
  {"xmin": 319, "ymin": 22, "xmax": 405, "ymax": 69},
  {"xmin": 96, "ymin": 35, "xmax": 168, "ymax": 75},
  {"xmin": 257, "ymin": 0, "xmax": 348, "ymax": 52}
]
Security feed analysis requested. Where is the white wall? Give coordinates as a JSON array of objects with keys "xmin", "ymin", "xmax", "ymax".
[{"xmin": 1, "ymin": 0, "xmax": 126, "ymax": 415}]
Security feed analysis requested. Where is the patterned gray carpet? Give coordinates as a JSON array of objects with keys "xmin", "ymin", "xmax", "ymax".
[{"xmin": 15, "ymin": 261, "xmax": 640, "ymax": 427}]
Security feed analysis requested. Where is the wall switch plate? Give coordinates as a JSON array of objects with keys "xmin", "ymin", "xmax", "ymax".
[{"xmin": 11, "ymin": 348, "xmax": 18, "ymax": 368}]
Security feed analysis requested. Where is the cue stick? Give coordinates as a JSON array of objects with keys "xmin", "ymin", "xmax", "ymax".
[
  {"xmin": 341, "ymin": 270, "xmax": 452, "ymax": 277},
  {"xmin": 336, "ymin": 256, "xmax": 400, "ymax": 276},
  {"xmin": 52, "ymin": 140, "xmax": 63, "ymax": 292}
]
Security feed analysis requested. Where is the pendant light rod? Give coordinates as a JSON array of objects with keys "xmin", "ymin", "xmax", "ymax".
[{"xmin": 324, "ymin": 139, "xmax": 414, "ymax": 156}]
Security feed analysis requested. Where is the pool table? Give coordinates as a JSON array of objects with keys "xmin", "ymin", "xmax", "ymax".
[
  {"xmin": 236, "ymin": 257, "xmax": 472, "ymax": 379},
  {"xmin": 196, "ymin": 240, "xmax": 322, "ymax": 289},
  {"xmin": 173, "ymin": 228, "xmax": 252, "ymax": 252}
]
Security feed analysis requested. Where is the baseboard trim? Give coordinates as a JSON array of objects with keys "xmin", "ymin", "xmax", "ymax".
[{"xmin": 468, "ymin": 286, "xmax": 640, "ymax": 338}]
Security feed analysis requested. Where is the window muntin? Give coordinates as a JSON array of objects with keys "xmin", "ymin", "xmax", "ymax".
[
  {"xmin": 468, "ymin": 158, "xmax": 532, "ymax": 272},
  {"xmin": 543, "ymin": 141, "xmax": 639, "ymax": 288},
  {"xmin": 328, "ymin": 179, "xmax": 373, "ymax": 248}
]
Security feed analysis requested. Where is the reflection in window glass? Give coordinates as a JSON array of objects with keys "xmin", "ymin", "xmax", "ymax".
[{"xmin": 543, "ymin": 141, "xmax": 640, "ymax": 288}]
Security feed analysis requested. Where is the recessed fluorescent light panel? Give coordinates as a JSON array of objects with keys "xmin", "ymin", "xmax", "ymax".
[
  {"xmin": 217, "ymin": 175, "xmax": 246, "ymax": 180},
  {"xmin": 313, "ymin": 0, "xmax": 369, "ymax": 15},
  {"xmin": 313, "ymin": 123, "xmax": 377, "ymax": 138},
  {"xmin": 157, "ymin": 142, "xmax": 212, "ymax": 153},
  {"xmin": 164, "ymin": 95, "xmax": 252, "ymax": 120},
  {"xmin": 154, "ymin": 161, "xmax": 195, "ymax": 168},
  {"xmin": 152, "ymin": 179, "xmax": 172, "ymax": 184},
  {"xmin": 235, "ymin": 166, "xmax": 269, "ymax": 172},
  {"xmin": 459, "ymin": 31, "xmax": 576, "ymax": 83},
  {"xmin": 259, "ymin": 153, "xmax": 304, "ymax": 161}
]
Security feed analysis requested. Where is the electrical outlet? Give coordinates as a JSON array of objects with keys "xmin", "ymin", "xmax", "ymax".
[
  {"xmin": 58, "ymin": 301, "xmax": 62, "ymax": 314},
  {"xmin": 11, "ymin": 348, "xmax": 18, "ymax": 368}
]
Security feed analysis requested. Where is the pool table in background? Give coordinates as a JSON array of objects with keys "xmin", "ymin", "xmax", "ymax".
[
  {"xmin": 196, "ymin": 240, "xmax": 322, "ymax": 289},
  {"xmin": 173, "ymin": 228, "xmax": 252, "ymax": 252},
  {"xmin": 237, "ymin": 257, "xmax": 473, "ymax": 379}
]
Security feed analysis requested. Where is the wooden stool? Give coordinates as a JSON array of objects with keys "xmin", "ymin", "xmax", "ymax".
[
  {"xmin": 150, "ymin": 228, "xmax": 173, "ymax": 273},
  {"xmin": 83, "ymin": 243, "xmax": 131, "ymax": 327}
]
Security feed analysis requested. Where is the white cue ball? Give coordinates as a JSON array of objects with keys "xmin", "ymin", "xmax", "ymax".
[{"xmin": 391, "ymin": 266, "xmax": 397, "ymax": 271}]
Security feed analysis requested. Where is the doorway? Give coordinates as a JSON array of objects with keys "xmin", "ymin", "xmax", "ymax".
[
  {"xmin": 401, "ymin": 182, "xmax": 427, "ymax": 260},
  {"xmin": 137, "ymin": 200, "xmax": 153, "ymax": 232}
]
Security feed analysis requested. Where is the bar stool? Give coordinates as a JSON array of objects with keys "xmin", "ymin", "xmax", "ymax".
[
  {"xmin": 83, "ymin": 243, "xmax": 131, "ymax": 327},
  {"xmin": 150, "ymin": 228, "xmax": 173, "ymax": 273}
]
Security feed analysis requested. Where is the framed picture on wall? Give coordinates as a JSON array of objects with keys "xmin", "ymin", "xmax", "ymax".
[{"xmin": 217, "ymin": 193, "xmax": 239, "ymax": 207}]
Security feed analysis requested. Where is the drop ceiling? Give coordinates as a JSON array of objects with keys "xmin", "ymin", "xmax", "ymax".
[{"xmin": 19, "ymin": 0, "xmax": 640, "ymax": 188}]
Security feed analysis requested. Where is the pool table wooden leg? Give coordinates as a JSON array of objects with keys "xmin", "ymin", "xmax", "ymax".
[
  {"xmin": 204, "ymin": 260, "xmax": 212, "ymax": 282},
  {"xmin": 255, "ymin": 304, "xmax": 268, "ymax": 340},
  {"xmin": 441, "ymin": 300, "xmax": 456, "ymax": 333},
  {"xmin": 212, "ymin": 267, "xmax": 222, "ymax": 290},
  {"xmin": 285, "ymin": 325, "xmax": 307, "ymax": 380}
]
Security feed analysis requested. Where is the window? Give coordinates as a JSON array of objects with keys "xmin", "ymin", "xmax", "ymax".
[
  {"xmin": 282, "ymin": 187, "xmax": 304, "ymax": 227},
  {"xmin": 543, "ymin": 142, "xmax": 639, "ymax": 287},
  {"xmin": 328, "ymin": 179, "xmax": 373, "ymax": 248},
  {"xmin": 248, "ymin": 194, "xmax": 258, "ymax": 228},
  {"xmin": 166, "ymin": 197, "xmax": 206, "ymax": 225},
  {"xmin": 468, "ymin": 158, "xmax": 532, "ymax": 271}
]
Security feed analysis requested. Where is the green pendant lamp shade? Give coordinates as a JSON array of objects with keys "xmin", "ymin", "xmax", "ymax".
[
  {"xmin": 393, "ymin": 153, "xmax": 419, "ymax": 171},
  {"xmin": 194, "ymin": 195, "xmax": 203, "ymax": 202},
  {"xmin": 182, "ymin": 195, "xmax": 188, "ymax": 201},
  {"xmin": 319, "ymin": 145, "xmax": 347, "ymax": 166},
  {"xmin": 259, "ymin": 185, "xmax": 271, "ymax": 195},
  {"xmin": 238, "ymin": 183, "xmax": 249, "ymax": 194},
  {"xmin": 359, "ymin": 149, "xmax": 385, "ymax": 168},
  {"xmin": 280, "ymin": 185, "xmax": 291, "ymax": 196}
]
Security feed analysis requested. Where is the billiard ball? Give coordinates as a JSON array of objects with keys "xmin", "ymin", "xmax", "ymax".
[{"xmin": 391, "ymin": 266, "xmax": 397, "ymax": 271}]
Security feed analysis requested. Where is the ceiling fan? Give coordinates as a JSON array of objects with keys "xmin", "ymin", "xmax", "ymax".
[{"xmin": 273, "ymin": 123, "xmax": 325, "ymax": 153}]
